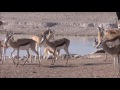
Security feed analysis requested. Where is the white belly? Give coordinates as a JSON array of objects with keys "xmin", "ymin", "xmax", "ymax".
[{"xmin": 106, "ymin": 39, "xmax": 120, "ymax": 46}]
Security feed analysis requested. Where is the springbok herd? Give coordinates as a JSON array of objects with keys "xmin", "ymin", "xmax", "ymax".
[
  {"xmin": 0, "ymin": 19, "xmax": 120, "ymax": 76},
  {"xmin": 0, "ymin": 29, "xmax": 70, "ymax": 66}
]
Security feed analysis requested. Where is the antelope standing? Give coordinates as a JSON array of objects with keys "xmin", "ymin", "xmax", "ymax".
[
  {"xmin": 100, "ymin": 37, "xmax": 120, "ymax": 75},
  {"xmin": 31, "ymin": 29, "xmax": 55, "ymax": 60},
  {"xmin": 93, "ymin": 25, "xmax": 120, "ymax": 75},
  {"xmin": 41, "ymin": 30, "xmax": 70, "ymax": 65},
  {"xmin": 0, "ymin": 40, "xmax": 7, "ymax": 64},
  {"xmin": 93, "ymin": 25, "xmax": 120, "ymax": 61},
  {"xmin": 0, "ymin": 36, "xmax": 9, "ymax": 64},
  {"xmin": 5, "ymin": 32, "xmax": 40, "ymax": 66},
  {"xmin": 93, "ymin": 26, "xmax": 107, "ymax": 60},
  {"xmin": 95, "ymin": 25, "xmax": 120, "ymax": 48}
]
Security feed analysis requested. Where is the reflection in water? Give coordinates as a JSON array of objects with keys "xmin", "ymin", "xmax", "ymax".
[
  {"xmin": 55, "ymin": 36, "xmax": 96, "ymax": 56},
  {"xmin": 0, "ymin": 34, "xmax": 96, "ymax": 57}
]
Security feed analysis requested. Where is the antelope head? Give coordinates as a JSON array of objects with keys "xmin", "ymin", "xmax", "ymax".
[
  {"xmin": 93, "ymin": 37, "xmax": 98, "ymax": 48},
  {"xmin": 5, "ymin": 32, "xmax": 14, "ymax": 44},
  {"xmin": 40, "ymin": 29, "xmax": 54, "ymax": 44},
  {"xmin": 94, "ymin": 24, "xmax": 105, "ymax": 48}
]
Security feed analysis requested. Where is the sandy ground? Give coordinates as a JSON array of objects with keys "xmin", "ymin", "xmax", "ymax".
[
  {"xmin": 0, "ymin": 54, "xmax": 120, "ymax": 78},
  {"xmin": 0, "ymin": 12, "xmax": 120, "ymax": 78}
]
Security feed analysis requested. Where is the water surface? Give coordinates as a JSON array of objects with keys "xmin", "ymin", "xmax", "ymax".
[{"xmin": 0, "ymin": 34, "xmax": 96, "ymax": 57}]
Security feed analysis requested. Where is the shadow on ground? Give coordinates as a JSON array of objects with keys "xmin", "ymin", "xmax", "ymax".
[
  {"xmin": 83, "ymin": 62, "xmax": 111, "ymax": 66},
  {"xmin": 43, "ymin": 64, "xmax": 78, "ymax": 68}
]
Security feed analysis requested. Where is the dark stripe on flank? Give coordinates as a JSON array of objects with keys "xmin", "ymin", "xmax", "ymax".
[
  {"xmin": 109, "ymin": 32, "xmax": 117, "ymax": 34},
  {"xmin": 19, "ymin": 42, "xmax": 30, "ymax": 46},
  {"xmin": 56, "ymin": 42, "xmax": 65, "ymax": 47}
]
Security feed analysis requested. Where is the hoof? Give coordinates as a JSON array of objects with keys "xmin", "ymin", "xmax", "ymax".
[
  {"xmin": 22, "ymin": 62, "xmax": 26, "ymax": 66},
  {"xmin": 16, "ymin": 64, "xmax": 19, "ymax": 67},
  {"xmin": 117, "ymin": 73, "xmax": 120, "ymax": 76},
  {"xmin": 103, "ymin": 60, "xmax": 107, "ymax": 62},
  {"xmin": 38, "ymin": 63, "xmax": 41, "ymax": 67},
  {"xmin": 51, "ymin": 63, "xmax": 54, "ymax": 65}
]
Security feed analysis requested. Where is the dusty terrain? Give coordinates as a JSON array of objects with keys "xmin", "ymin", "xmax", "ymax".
[
  {"xmin": 0, "ymin": 12, "xmax": 118, "ymax": 36},
  {"xmin": 0, "ymin": 54, "xmax": 119, "ymax": 78},
  {"xmin": 0, "ymin": 12, "xmax": 119, "ymax": 78}
]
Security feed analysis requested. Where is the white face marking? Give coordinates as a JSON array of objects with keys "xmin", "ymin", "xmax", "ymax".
[{"xmin": 40, "ymin": 37, "xmax": 44, "ymax": 44}]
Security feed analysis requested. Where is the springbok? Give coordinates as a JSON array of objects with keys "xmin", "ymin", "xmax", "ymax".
[
  {"xmin": 0, "ymin": 40, "xmax": 8, "ymax": 64},
  {"xmin": 43, "ymin": 46, "xmax": 60, "ymax": 60},
  {"xmin": 31, "ymin": 29, "xmax": 54, "ymax": 60},
  {"xmin": 41, "ymin": 30, "xmax": 70, "ymax": 65},
  {"xmin": 95, "ymin": 25, "xmax": 120, "ymax": 48},
  {"xmin": 0, "ymin": 34, "xmax": 9, "ymax": 64},
  {"xmin": 93, "ymin": 25, "xmax": 120, "ymax": 75},
  {"xmin": 5, "ymin": 32, "xmax": 40, "ymax": 66},
  {"xmin": 93, "ymin": 38, "xmax": 107, "ymax": 60},
  {"xmin": 93, "ymin": 25, "xmax": 120, "ymax": 60},
  {"xmin": 100, "ymin": 36, "xmax": 120, "ymax": 75},
  {"xmin": 93, "ymin": 26, "xmax": 107, "ymax": 60}
]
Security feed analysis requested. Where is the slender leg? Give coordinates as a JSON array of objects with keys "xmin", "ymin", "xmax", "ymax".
[
  {"xmin": 104, "ymin": 53, "xmax": 107, "ymax": 61},
  {"xmin": 16, "ymin": 49, "xmax": 20, "ymax": 66},
  {"xmin": 0, "ymin": 47, "xmax": 3, "ymax": 64},
  {"xmin": 114, "ymin": 56, "xmax": 117, "ymax": 75},
  {"xmin": 114, "ymin": 55, "xmax": 120, "ymax": 76},
  {"xmin": 38, "ymin": 46, "xmax": 41, "ymax": 61},
  {"xmin": 53, "ymin": 49, "xmax": 58, "ymax": 65},
  {"xmin": 11, "ymin": 49, "xmax": 16, "ymax": 65},
  {"xmin": 4, "ymin": 48, "xmax": 6, "ymax": 61},
  {"xmin": 51, "ymin": 51, "xmax": 55, "ymax": 65},
  {"xmin": 29, "ymin": 48, "xmax": 32, "ymax": 63},
  {"xmin": 117, "ymin": 55, "xmax": 120, "ymax": 75},
  {"xmin": 23, "ymin": 49, "xmax": 30, "ymax": 66},
  {"xmin": 64, "ymin": 47, "xmax": 70, "ymax": 65},
  {"xmin": 56, "ymin": 50, "xmax": 60, "ymax": 60},
  {"xmin": 2, "ymin": 47, "xmax": 5, "ymax": 62},
  {"xmin": 30, "ymin": 46, "xmax": 41, "ymax": 66}
]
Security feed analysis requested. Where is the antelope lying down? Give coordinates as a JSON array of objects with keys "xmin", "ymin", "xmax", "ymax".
[
  {"xmin": 43, "ymin": 46, "xmax": 60, "ymax": 60},
  {"xmin": 5, "ymin": 32, "xmax": 41, "ymax": 66}
]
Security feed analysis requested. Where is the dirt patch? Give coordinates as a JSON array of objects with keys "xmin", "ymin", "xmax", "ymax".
[
  {"xmin": 0, "ymin": 12, "xmax": 119, "ymax": 78},
  {"xmin": 0, "ymin": 55, "xmax": 119, "ymax": 78}
]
